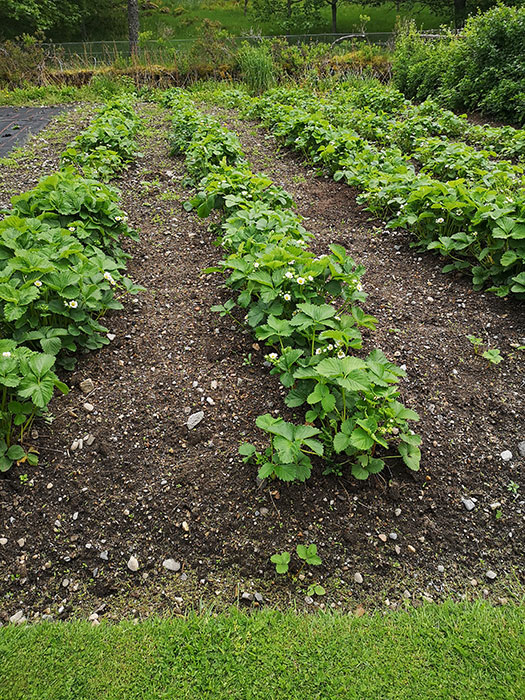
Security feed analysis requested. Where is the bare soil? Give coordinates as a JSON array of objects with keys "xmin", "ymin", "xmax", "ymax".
[{"xmin": 0, "ymin": 102, "xmax": 523, "ymax": 624}]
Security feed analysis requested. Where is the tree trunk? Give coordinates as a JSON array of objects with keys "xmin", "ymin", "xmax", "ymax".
[
  {"xmin": 244, "ymin": 0, "xmax": 248, "ymax": 16},
  {"xmin": 128, "ymin": 0, "xmax": 139, "ymax": 57},
  {"xmin": 454, "ymin": 0, "xmax": 466, "ymax": 29},
  {"xmin": 287, "ymin": 0, "xmax": 292, "ymax": 18},
  {"xmin": 330, "ymin": 1, "xmax": 337, "ymax": 34}
]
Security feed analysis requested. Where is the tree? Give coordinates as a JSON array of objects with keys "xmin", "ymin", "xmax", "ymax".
[
  {"xmin": 127, "ymin": 0, "xmax": 139, "ymax": 56},
  {"xmin": 323, "ymin": 0, "xmax": 349, "ymax": 33}
]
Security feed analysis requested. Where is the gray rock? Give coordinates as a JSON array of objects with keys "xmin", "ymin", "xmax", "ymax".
[
  {"xmin": 187, "ymin": 411, "xmax": 204, "ymax": 430},
  {"xmin": 241, "ymin": 592, "xmax": 254, "ymax": 602},
  {"xmin": 437, "ymin": 565, "xmax": 445, "ymax": 573},
  {"xmin": 83, "ymin": 402, "xmax": 94, "ymax": 412},
  {"xmin": 9, "ymin": 610, "xmax": 26, "ymax": 624},
  {"xmin": 0, "ymin": 538, "xmax": 7, "ymax": 545},
  {"xmin": 394, "ymin": 508, "xmax": 401, "ymax": 517},
  {"xmin": 304, "ymin": 596, "xmax": 314, "ymax": 605},
  {"xmin": 518, "ymin": 441, "xmax": 525, "ymax": 458},
  {"xmin": 259, "ymin": 507, "xmax": 269, "ymax": 516},
  {"xmin": 17, "ymin": 538, "xmax": 25, "ymax": 547},
  {"xmin": 486, "ymin": 570, "xmax": 497, "ymax": 580},
  {"xmin": 462, "ymin": 498, "xmax": 475, "ymax": 511},
  {"xmin": 127, "ymin": 556, "xmax": 139, "ymax": 572},
  {"xmin": 62, "ymin": 578, "xmax": 70, "ymax": 588},
  {"xmin": 85, "ymin": 435, "xmax": 95, "ymax": 446},
  {"xmin": 254, "ymin": 592, "xmax": 264, "ymax": 603},
  {"xmin": 354, "ymin": 572, "xmax": 363, "ymax": 584},
  {"xmin": 100, "ymin": 550, "xmax": 108, "ymax": 561},
  {"xmin": 389, "ymin": 532, "xmax": 398, "ymax": 540},
  {"xmin": 489, "ymin": 502, "xmax": 502, "ymax": 510},
  {"xmin": 80, "ymin": 379, "xmax": 94, "ymax": 394},
  {"xmin": 162, "ymin": 559, "xmax": 181, "ymax": 572},
  {"xmin": 500, "ymin": 450, "xmax": 513, "ymax": 462}
]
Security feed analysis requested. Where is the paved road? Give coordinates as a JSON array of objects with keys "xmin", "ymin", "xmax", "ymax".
[{"xmin": 0, "ymin": 105, "xmax": 69, "ymax": 157}]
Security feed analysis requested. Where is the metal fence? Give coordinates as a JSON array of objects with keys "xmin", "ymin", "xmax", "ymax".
[{"xmin": 41, "ymin": 31, "xmax": 445, "ymax": 68}]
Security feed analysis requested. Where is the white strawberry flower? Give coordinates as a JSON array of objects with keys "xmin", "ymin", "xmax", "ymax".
[
  {"xmin": 2, "ymin": 351, "xmax": 11, "ymax": 358},
  {"xmin": 69, "ymin": 300, "xmax": 78, "ymax": 308},
  {"xmin": 296, "ymin": 277, "xmax": 306, "ymax": 285},
  {"xmin": 34, "ymin": 280, "xmax": 42, "ymax": 287},
  {"xmin": 285, "ymin": 271, "xmax": 294, "ymax": 279}
]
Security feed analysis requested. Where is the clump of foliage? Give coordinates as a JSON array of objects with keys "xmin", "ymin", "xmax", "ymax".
[
  {"xmin": 237, "ymin": 42, "xmax": 276, "ymax": 94},
  {"xmin": 393, "ymin": 6, "xmax": 525, "ymax": 125}
]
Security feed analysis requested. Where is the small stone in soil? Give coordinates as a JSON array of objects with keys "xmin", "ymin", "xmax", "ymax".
[
  {"xmin": 389, "ymin": 533, "xmax": 398, "ymax": 540},
  {"xmin": 187, "ymin": 411, "xmax": 204, "ymax": 430},
  {"xmin": 127, "ymin": 556, "xmax": 139, "ymax": 572},
  {"xmin": 500, "ymin": 450, "xmax": 512, "ymax": 461},
  {"xmin": 485, "ymin": 570, "xmax": 497, "ymax": 580},
  {"xmin": 490, "ymin": 502, "xmax": 502, "ymax": 510},
  {"xmin": 241, "ymin": 592, "xmax": 253, "ymax": 602},
  {"xmin": 9, "ymin": 610, "xmax": 26, "ymax": 624},
  {"xmin": 407, "ymin": 545, "xmax": 416, "ymax": 553},
  {"xmin": 162, "ymin": 559, "xmax": 181, "ymax": 572},
  {"xmin": 0, "ymin": 538, "xmax": 7, "ymax": 545},
  {"xmin": 259, "ymin": 507, "xmax": 269, "ymax": 516},
  {"xmin": 462, "ymin": 498, "xmax": 475, "ymax": 511},
  {"xmin": 518, "ymin": 441, "xmax": 525, "ymax": 458},
  {"xmin": 437, "ymin": 565, "xmax": 445, "ymax": 573},
  {"xmin": 304, "ymin": 596, "xmax": 314, "ymax": 605},
  {"xmin": 254, "ymin": 593, "xmax": 264, "ymax": 603},
  {"xmin": 354, "ymin": 572, "xmax": 363, "ymax": 584},
  {"xmin": 378, "ymin": 534, "xmax": 387, "ymax": 542},
  {"xmin": 17, "ymin": 538, "xmax": 25, "ymax": 547},
  {"xmin": 80, "ymin": 379, "xmax": 94, "ymax": 394},
  {"xmin": 100, "ymin": 550, "xmax": 108, "ymax": 560},
  {"xmin": 394, "ymin": 508, "xmax": 401, "ymax": 517},
  {"xmin": 83, "ymin": 402, "xmax": 94, "ymax": 412}
]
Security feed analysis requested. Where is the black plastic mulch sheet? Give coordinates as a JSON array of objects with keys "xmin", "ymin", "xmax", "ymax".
[{"xmin": 0, "ymin": 105, "xmax": 70, "ymax": 157}]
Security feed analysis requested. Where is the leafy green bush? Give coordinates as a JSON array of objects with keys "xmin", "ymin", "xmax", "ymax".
[
  {"xmin": 10, "ymin": 169, "xmax": 138, "ymax": 264},
  {"xmin": 393, "ymin": 7, "xmax": 525, "ymax": 125}
]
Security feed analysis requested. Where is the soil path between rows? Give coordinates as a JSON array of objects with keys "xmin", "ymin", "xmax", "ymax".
[{"xmin": 0, "ymin": 102, "xmax": 523, "ymax": 624}]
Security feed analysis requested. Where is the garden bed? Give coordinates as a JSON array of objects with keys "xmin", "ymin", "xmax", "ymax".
[{"xmin": 0, "ymin": 101, "xmax": 523, "ymax": 624}]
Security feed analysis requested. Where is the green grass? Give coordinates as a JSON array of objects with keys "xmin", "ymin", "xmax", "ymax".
[
  {"xmin": 1, "ymin": 602, "xmax": 524, "ymax": 699},
  {"xmin": 140, "ymin": 1, "xmax": 448, "ymax": 41}
]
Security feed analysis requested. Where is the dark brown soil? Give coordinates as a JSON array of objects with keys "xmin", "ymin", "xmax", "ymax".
[{"xmin": 0, "ymin": 102, "xmax": 523, "ymax": 624}]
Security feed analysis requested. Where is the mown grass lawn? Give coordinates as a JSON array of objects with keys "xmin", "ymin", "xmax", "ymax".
[{"xmin": 1, "ymin": 602, "xmax": 523, "ymax": 699}]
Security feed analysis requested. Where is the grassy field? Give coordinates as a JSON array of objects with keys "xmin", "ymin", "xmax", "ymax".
[
  {"xmin": 140, "ymin": 1, "xmax": 448, "ymax": 40},
  {"xmin": 1, "ymin": 603, "xmax": 524, "ymax": 700}
]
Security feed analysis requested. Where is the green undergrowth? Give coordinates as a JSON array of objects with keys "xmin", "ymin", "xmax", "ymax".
[{"xmin": 1, "ymin": 603, "xmax": 523, "ymax": 700}]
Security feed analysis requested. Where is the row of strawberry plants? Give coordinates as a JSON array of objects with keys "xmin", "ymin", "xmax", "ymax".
[
  {"xmin": 163, "ymin": 88, "xmax": 421, "ymax": 483},
  {"xmin": 212, "ymin": 82, "xmax": 525, "ymax": 162},
  {"xmin": 0, "ymin": 97, "xmax": 142, "ymax": 472},
  {"xmin": 238, "ymin": 89, "xmax": 524, "ymax": 194},
  {"xmin": 233, "ymin": 92, "xmax": 525, "ymax": 298}
]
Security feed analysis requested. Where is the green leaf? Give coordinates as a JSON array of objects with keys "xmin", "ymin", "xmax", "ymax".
[
  {"xmin": 398, "ymin": 442, "xmax": 421, "ymax": 471},
  {"xmin": 239, "ymin": 443, "xmax": 256, "ymax": 457},
  {"xmin": 40, "ymin": 337, "xmax": 62, "ymax": 355},
  {"xmin": 7, "ymin": 444, "xmax": 25, "ymax": 461},
  {"xmin": 500, "ymin": 250, "xmax": 518, "ymax": 267},
  {"xmin": 0, "ymin": 456, "xmax": 12, "ymax": 472},
  {"xmin": 28, "ymin": 354, "xmax": 56, "ymax": 378},
  {"xmin": 349, "ymin": 427, "xmax": 375, "ymax": 451},
  {"xmin": 333, "ymin": 432, "xmax": 351, "ymax": 453}
]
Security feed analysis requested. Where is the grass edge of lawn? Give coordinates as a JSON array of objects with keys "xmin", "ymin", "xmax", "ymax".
[{"xmin": 1, "ymin": 600, "xmax": 524, "ymax": 700}]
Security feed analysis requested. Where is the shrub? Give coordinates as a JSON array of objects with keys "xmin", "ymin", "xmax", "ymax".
[{"xmin": 393, "ymin": 7, "xmax": 525, "ymax": 125}]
